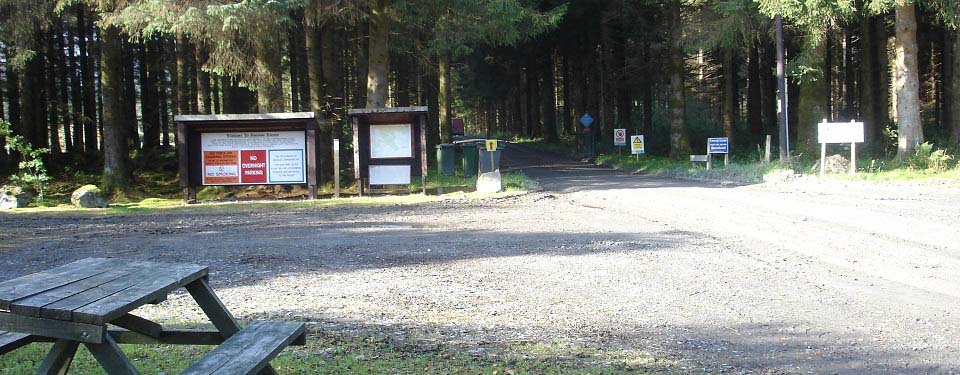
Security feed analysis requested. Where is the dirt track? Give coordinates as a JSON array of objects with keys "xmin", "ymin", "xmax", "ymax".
[{"xmin": 2, "ymin": 145, "xmax": 959, "ymax": 373}]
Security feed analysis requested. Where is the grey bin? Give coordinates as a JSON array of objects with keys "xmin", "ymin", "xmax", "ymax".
[
  {"xmin": 478, "ymin": 143, "xmax": 505, "ymax": 173},
  {"xmin": 436, "ymin": 144, "xmax": 456, "ymax": 176}
]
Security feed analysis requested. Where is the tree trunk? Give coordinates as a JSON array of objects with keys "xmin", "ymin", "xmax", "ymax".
[
  {"xmin": 860, "ymin": 15, "xmax": 881, "ymax": 149},
  {"xmin": 950, "ymin": 30, "xmax": 960, "ymax": 143},
  {"xmin": 176, "ymin": 36, "xmax": 194, "ymax": 116},
  {"xmin": 140, "ymin": 39, "xmax": 161, "ymax": 151},
  {"xmin": 541, "ymin": 46, "xmax": 558, "ymax": 142},
  {"xmin": 365, "ymin": 0, "xmax": 389, "ymax": 108},
  {"xmin": 122, "ymin": 40, "xmax": 139, "ymax": 149},
  {"xmin": 22, "ymin": 34, "xmax": 47, "ymax": 149},
  {"xmin": 843, "ymin": 30, "xmax": 856, "ymax": 119},
  {"xmin": 256, "ymin": 43, "xmax": 285, "ymax": 113},
  {"xmin": 55, "ymin": 20, "xmax": 73, "ymax": 153},
  {"xmin": 288, "ymin": 26, "xmax": 301, "ymax": 112},
  {"xmin": 796, "ymin": 39, "xmax": 829, "ymax": 156},
  {"xmin": 668, "ymin": 0, "xmax": 691, "ymax": 158},
  {"xmin": 894, "ymin": 2, "xmax": 923, "ymax": 159},
  {"xmin": 306, "ymin": 17, "xmax": 333, "ymax": 183},
  {"xmin": 438, "ymin": 54, "xmax": 453, "ymax": 144},
  {"xmin": 395, "ymin": 53, "xmax": 411, "ymax": 107},
  {"xmin": 158, "ymin": 40, "xmax": 170, "ymax": 148},
  {"xmin": 67, "ymin": 24, "xmax": 83, "ymax": 152},
  {"xmin": 212, "ymin": 74, "xmax": 221, "ymax": 114},
  {"xmin": 196, "ymin": 47, "xmax": 211, "ymax": 114},
  {"xmin": 877, "ymin": 18, "xmax": 891, "ymax": 137},
  {"xmin": 722, "ymin": 47, "xmax": 737, "ymax": 150},
  {"xmin": 78, "ymin": 5, "xmax": 98, "ymax": 155},
  {"xmin": 47, "ymin": 29, "xmax": 62, "ymax": 154},
  {"xmin": 100, "ymin": 26, "xmax": 129, "ymax": 191},
  {"xmin": 321, "ymin": 23, "xmax": 341, "ymax": 121},
  {"xmin": 748, "ymin": 40, "xmax": 763, "ymax": 137},
  {"xmin": 560, "ymin": 48, "xmax": 573, "ymax": 135},
  {"xmin": 4, "ymin": 47, "xmax": 20, "ymax": 134}
]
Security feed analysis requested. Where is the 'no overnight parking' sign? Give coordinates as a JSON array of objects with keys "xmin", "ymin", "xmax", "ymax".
[{"xmin": 200, "ymin": 131, "xmax": 307, "ymax": 185}]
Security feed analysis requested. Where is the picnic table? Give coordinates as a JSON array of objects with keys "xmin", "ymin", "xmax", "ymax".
[{"xmin": 0, "ymin": 258, "xmax": 306, "ymax": 374}]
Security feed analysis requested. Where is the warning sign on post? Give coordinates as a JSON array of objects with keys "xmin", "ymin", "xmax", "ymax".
[
  {"xmin": 201, "ymin": 131, "xmax": 306, "ymax": 186},
  {"xmin": 631, "ymin": 135, "xmax": 645, "ymax": 155}
]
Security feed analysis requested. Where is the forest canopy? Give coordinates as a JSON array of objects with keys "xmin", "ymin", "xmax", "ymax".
[{"xmin": 0, "ymin": 0, "xmax": 958, "ymax": 193}]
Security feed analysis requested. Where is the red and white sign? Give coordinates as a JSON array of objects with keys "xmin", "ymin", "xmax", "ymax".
[
  {"xmin": 200, "ymin": 131, "xmax": 306, "ymax": 185},
  {"xmin": 614, "ymin": 128, "xmax": 626, "ymax": 146}
]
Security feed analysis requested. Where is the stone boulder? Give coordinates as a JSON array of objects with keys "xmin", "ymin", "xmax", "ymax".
[
  {"xmin": 71, "ymin": 185, "xmax": 108, "ymax": 208},
  {"xmin": 820, "ymin": 154, "xmax": 850, "ymax": 174},
  {"xmin": 0, "ymin": 185, "xmax": 31, "ymax": 209}
]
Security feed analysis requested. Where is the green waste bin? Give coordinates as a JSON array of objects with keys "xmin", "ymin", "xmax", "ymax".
[
  {"xmin": 436, "ymin": 144, "xmax": 456, "ymax": 176},
  {"xmin": 460, "ymin": 142, "xmax": 479, "ymax": 177}
]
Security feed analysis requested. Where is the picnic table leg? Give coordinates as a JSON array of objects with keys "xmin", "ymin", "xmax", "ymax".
[
  {"xmin": 185, "ymin": 277, "xmax": 278, "ymax": 375},
  {"xmin": 83, "ymin": 334, "xmax": 139, "ymax": 375},
  {"xmin": 36, "ymin": 339, "xmax": 79, "ymax": 375}
]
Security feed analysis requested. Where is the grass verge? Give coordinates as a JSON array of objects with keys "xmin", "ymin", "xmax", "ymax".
[
  {"xmin": 597, "ymin": 153, "xmax": 787, "ymax": 184},
  {"xmin": 0, "ymin": 330, "xmax": 672, "ymax": 374}
]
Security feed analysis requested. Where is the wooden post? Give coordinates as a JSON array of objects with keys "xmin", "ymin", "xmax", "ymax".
[
  {"xmin": 176, "ymin": 122, "xmax": 190, "ymax": 203},
  {"xmin": 420, "ymin": 114, "xmax": 428, "ymax": 195},
  {"xmin": 764, "ymin": 135, "xmax": 771, "ymax": 164},
  {"xmin": 306, "ymin": 119, "xmax": 318, "ymax": 200},
  {"xmin": 850, "ymin": 142, "xmax": 856, "ymax": 175},
  {"xmin": 724, "ymin": 154, "xmax": 730, "ymax": 167},
  {"xmin": 352, "ymin": 117, "xmax": 363, "ymax": 197},
  {"xmin": 820, "ymin": 142, "xmax": 827, "ymax": 177},
  {"xmin": 706, "ymin": 145, "xmax": 712, "ymax": 170},
  {"xmin": 333, "ymin": 139, "xmax": 340, "ymax": 198}
]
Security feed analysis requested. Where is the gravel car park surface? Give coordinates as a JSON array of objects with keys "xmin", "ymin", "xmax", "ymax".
[{"xmin": 2, "ymin": 145, "xmax": 959, "ymax": 374}]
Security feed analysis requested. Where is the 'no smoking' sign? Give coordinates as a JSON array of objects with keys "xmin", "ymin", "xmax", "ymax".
[{"xmin": 614, "ymin": 128, "xmax": 626, "ymax": 146}]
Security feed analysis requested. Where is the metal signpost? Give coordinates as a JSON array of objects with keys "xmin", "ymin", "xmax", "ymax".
[
  {"xmin": 580, "ymin": 113, "xmax": 595, "ymax": 159},
  {"xmin": 630, "ymin": 135, "xmax": 645, "ymax": 160},
  {"xmin": 817, "ymin": 120, "xmax": 864, "ymax": 176},
  {"xmin": 706, "ymin": 137, "xmax": 730, "ymax": 170}
]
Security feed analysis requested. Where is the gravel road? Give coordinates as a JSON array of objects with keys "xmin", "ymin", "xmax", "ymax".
[{"xmin": 2, "ymin": 145, "xmax": 959, "ymax": 373}]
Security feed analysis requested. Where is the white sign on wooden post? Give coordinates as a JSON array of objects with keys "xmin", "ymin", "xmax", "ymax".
[{"xmin": 817, "ymin": 120, "xmax": 864, "ymax": 176}]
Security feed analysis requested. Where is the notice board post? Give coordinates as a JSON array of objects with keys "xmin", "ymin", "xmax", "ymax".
[
  {"xmin": 347, "ymin": 106, "xmax": 429, "ymax": 195},
  {"xmin": 176, "ymin": 113, "xmax": 321, "ymax": 202}
]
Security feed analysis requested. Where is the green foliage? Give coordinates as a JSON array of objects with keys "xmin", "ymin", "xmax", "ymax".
[
  {"xmin": 908, "ymin": 142, "xmax": 954, "ymax": 172},
  {"xmin": 0, "ymin": 120, "xmax": 51, "ymax": 201}
]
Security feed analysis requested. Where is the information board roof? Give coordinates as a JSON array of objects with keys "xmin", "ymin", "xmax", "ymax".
[{"xmin": 175, "ymin": 112, "xmax": 316, "ymax": 122}]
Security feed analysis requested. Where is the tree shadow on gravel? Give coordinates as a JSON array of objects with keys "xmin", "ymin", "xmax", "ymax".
[{"xmin": 232, "ymin": 309, "xmax": 944, "ymax": 375}]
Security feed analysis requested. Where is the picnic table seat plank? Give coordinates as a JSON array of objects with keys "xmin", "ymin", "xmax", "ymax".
[
  {"xmin": 9, "ymin": 267, "xmax": 143, "ymax": 318},
  {"xmin": 0, "ymin": 258, "xmax": 124, "ymax": 310},
  {"xmin": 179, "ymin": 321, "xmax": 306, "ymax": 375},
  {"xmin": 0, "ymin": 330, "xmax": 34, "ymax": 355}
]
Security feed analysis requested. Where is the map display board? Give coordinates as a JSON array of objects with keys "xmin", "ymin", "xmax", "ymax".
[
  {"xmin": 370, "ymin": 124, "xmax": 413, "ymax": 159},
  {"xmin": 200, "ymin": 131, "xmax": 306, "ymax": 185}
]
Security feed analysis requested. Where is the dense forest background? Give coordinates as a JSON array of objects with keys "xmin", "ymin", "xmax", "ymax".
[{"xmin": 0, "ymin": 0, "xmax": 958, "ymax": 193}]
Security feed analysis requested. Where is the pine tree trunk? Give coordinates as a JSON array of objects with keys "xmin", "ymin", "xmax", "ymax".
[
  {"xmin": 877, "ymin": 18, "xmax": 891, "ymax": 136},
  {"xmin": 366, "ymin": 0, "xmax": 389, "ymax": 108},
  {"xmin": 100, "ymin": 26, "xmax": 129, "ymax": 191},
  {"xmin": 55, "ymin": 20, "xmax": 73, "ymax": 153},
  {"xmin": 5, "ymin": 47, "xmax": 21, "ymax": 134},
  {"xmin": 950, "ymin": 31, "xmax": 960, "ymax": 143},
  {"xmin": 614, "ymin": 35, "xmax": 631, "ymax": 137},
  {"xmin": 196, "ymin": 47, "xmax": 211, "ymax": 114},
  {"xmin": 140, "ymin": 39, "xmax": 161, "ymax": 151},
  {"xmin": 66, "ymin": 24, "xmax": 83, "ymax": 152},
  {"xmin": 306, "ymin": 17, "xmax": 333, "ymax": 182},
  {"xmin": 256, "ymin": 43, "xmax": 285, "ymax": 113},
  {"xmin": 289, "ymin": 27, "xmax": 301, "ymax": 112},
  {"xmin": 668, "ymin": 0, "xmax": 691, "ymax": 159},
  {"xmin": 844, "ymin": 31, "xmax": 856, "ymax": 119},
  {"xmin": 296, "ymin": 25, "xmax": 310, "ymax": 112},
  {"xmin": 47, "ymin": 30, "xmax": 62, "ymax": 154},
  {"xmin": 122, "ymin": 40, "xmax": 139, "ymax": 149},
  {"xmin": 796, "ymin": 39, "xmax": 828, "ymax": 156},
  {"xmin": 176, "ymin": 36, "xmax": 193, "ymax": 116},
  {"xmin": 395, "ymin": 53, "xmax": 411, "ymax": 107},
  {"xmin": 212, "ymin": 75, "xmax": 221, "ymax": 114},
  {"xmin": 78, "ymin": 5, "xmax": 98, "ymax": 155},
  {"xmin": 22, "ymin": 33, "xmax": 47, "ymax": 149},
  {"xmin": 561, "ymin": 48, "xmax": 573, "ymax": 135},
  {"xmin": 860, "ymin": 16, "xmax": 880, "ymax": 149},
  {"xmin": 748, "ymin": 40, "xmax": 763, "ymax": 137},
  {"xmin": 894, "ymin": 1, "xmax": 923, "ymax": 159},
  {"xmin": 321, "ymin": 23, "xmax": 340, "ymax": 121},
  {"xmin": 438, "ymin": 54, "xmax": 453, "ymax": 144},
  {"xmin": 722, "ymin": 47, "xmax": 737, "ymax": 150},
  {"xmin": 541, "ymin": 47, "xmax": 558, "ymax": 142},
  {"xmin": 158, "ymin": 41, "xmax": 170, "ymax": 148}
]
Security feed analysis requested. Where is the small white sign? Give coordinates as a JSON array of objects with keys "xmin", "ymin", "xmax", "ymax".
[
  {"xmin": 818, "ymin": 121, "xmax": 864, "ymax": 144},
  {"xmin": 631, "ymin": 135, "xmax": 645, "ymax": 155},
  {"xmin": 369, "ymin": 165, "xmax": 411, "ymax": 185},
  {"xmin": 614, "ymin": 129, "xmax": 626, "ymax": 146}
]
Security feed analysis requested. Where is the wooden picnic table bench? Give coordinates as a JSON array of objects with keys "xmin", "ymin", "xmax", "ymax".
[{"xmin": 0, "ymin": 257, "xmax": 306, "ymax": 375}]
